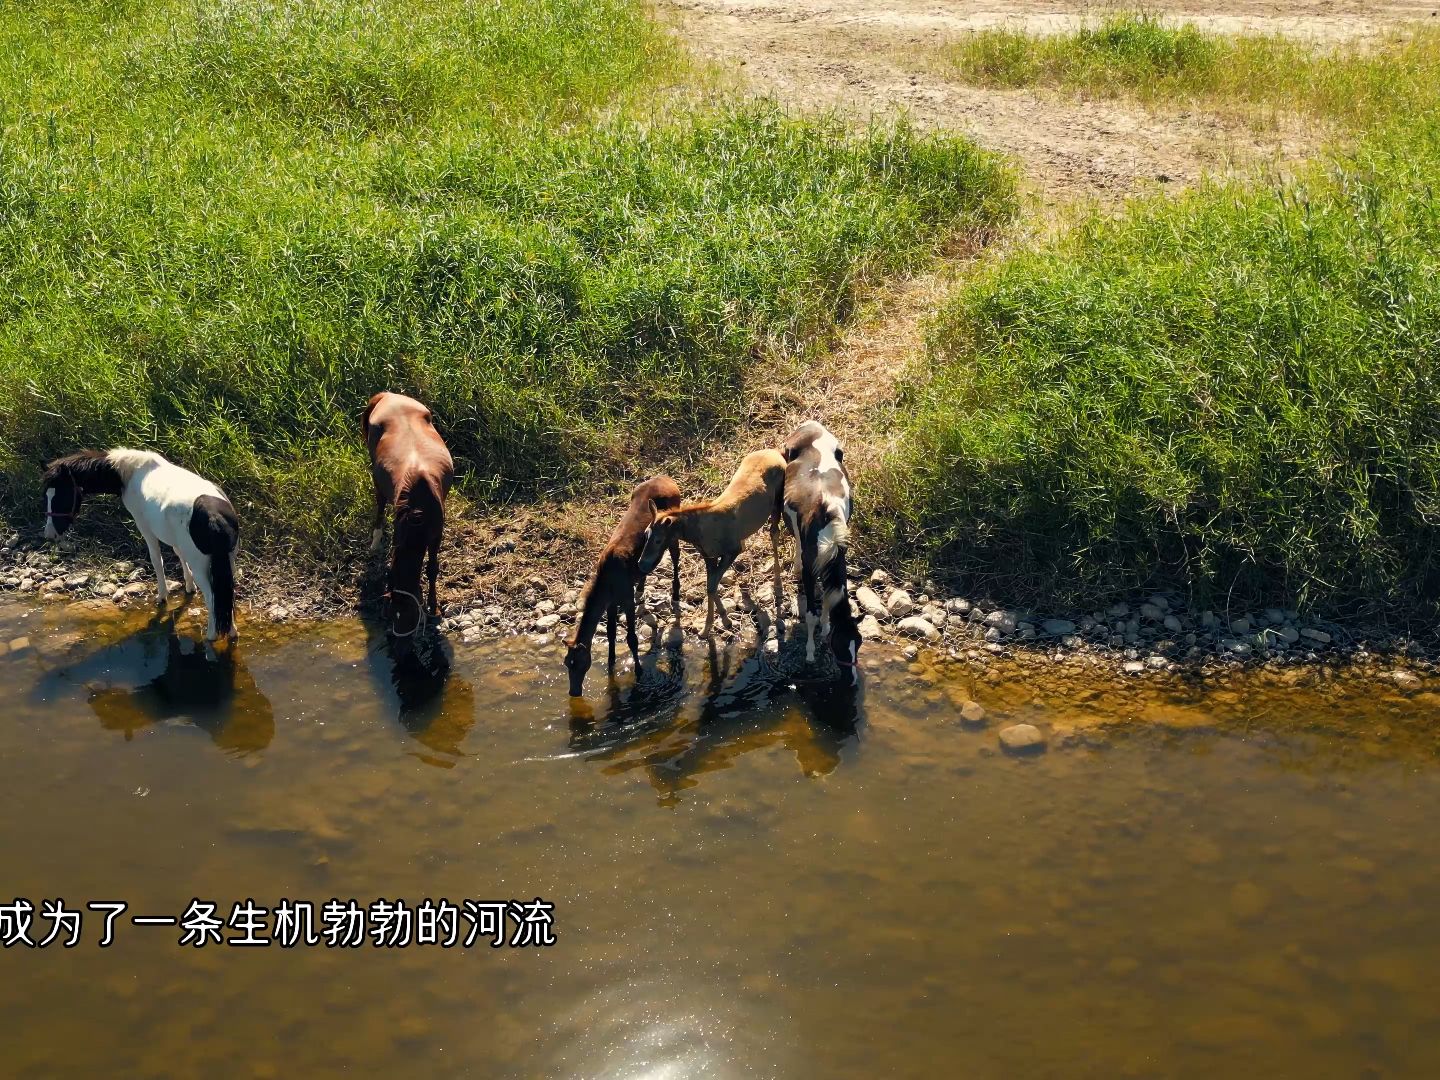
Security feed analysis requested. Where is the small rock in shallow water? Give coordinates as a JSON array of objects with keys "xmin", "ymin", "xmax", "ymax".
[
  {"xmin": 999, "ymin": 724, "xmax": 1045, "ymax": 754},
  {"xmin": 1139, "ymin": 603, "xmax": 1164, "ymax": 621},
  {"xmin": 958, "ymin": 700, "xmax": 987, "ymax": 727},
  {"xmin": 1163, "ymin": 615, "xmax": 1182, "ymax": 633},
  {"xmin": 946, "ymin": 597, "xmax": 972, "ymax": 615},
  {"xmin": 1145, "ymin": 655, "xmax": 1168, "ymax": 670},
  {"xmin": 902, "ymin": 645, "xmax": 918, "ymax": 661},
  {"xmin": 534, "ymin": 613, "xmax": 561, "ymax": 632},
  {"xmin": 1122, "ymin": 660, "xmax": 1145, "ymax": 674},
  {"xmin": 869, "ymin": 569, "xmax": 889, "ymax": 586},
  {"xmin": 1301, "ymin": 628, "xmax": 1331, "ymax": 644},
  {"xmin": 897, "ymin": 616, "xmax": 939, "ymax": 641},
  {"xmin": 1041, "ymin": 618, "xmax": 1075, "ymax": 636},
  {"xmin": 857, "ymin": 614, "xmax": 882, "ymax": 641},
  {"xmin": 1230, "ymin": 617, "xmax": 1252, "ymax": 634}
]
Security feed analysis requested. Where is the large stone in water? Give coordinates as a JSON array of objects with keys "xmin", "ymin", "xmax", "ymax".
[
  {"xmin": 1041, "ymin": 618, "xmax": 1076, "ymax": 636},
  {"xmin": 999, "ymin": 724, "xmax": 1045, "ymax": 754},
  {"xmin": 857, "ymin": 614, "xmax": 882, "ymax": 641}
]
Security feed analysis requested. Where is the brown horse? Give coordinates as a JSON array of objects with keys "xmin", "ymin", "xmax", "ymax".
[
  {"xmin": 363, "ymin": 392, "xmax": 453, "ymax": 649},
  {"xmin": 564, "ymin": 476, "xmax": 683, "ymax": 696},
  {"xmin": 637, "ymin": 450, "xmax": 786, "ymax": 637}
]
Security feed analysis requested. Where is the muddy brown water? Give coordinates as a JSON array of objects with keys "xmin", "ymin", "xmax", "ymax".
[{"xmin": 3, "ymin": 597, "xmax": 1440, "ymax": 1078}]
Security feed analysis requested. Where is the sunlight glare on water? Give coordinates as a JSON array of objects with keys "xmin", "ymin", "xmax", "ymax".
[{"xmin": 3, "ymin": 596, "xmax": 1440, "ymax": 1078}]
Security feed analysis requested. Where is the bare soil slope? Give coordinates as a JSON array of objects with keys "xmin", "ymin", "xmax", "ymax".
[{"xmin": 664, "ymin": 0, "xmax": 1433, "ymax": 202}]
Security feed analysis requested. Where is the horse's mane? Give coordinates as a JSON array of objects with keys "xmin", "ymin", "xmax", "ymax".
[{"xmin": 44, "ymin": 449, "xmax": 129, "ymax": 492}]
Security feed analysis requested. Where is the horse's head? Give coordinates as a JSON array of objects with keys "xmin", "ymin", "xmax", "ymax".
[
  {"xmin": 41, "ymin": 460, "xmax": 82, "ymax": 539},
  {"xmin": 637, "ymin": 504, "xmax": 680, "ymax": 576},
  {"xmin": 41, "ymin": 451, "xmax": 122, "ymax": 539},
  {"xmin": 829, "ymin": 599, "xmax": 862, "ymax": 688},
  {"xmin": 386, "ymin": 544, "xmax": 426, "ymax": 653},
  {"xmin": 563, "ymin": 638, "xmax": 592, "ymax": 697}
]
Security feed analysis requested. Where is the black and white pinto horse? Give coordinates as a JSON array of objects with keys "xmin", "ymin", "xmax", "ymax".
[
  {"xmin": 42, "ymin": 449, "xmax": 241, "ymax": 642},
  {"xmin": 780, "ymin": 421, "xmax": 861, "ymax": 685}
]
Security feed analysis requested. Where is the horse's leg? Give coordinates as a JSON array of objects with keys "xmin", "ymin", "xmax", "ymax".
[
  {"xmin": 607, "ymin": 603, "xmax": 618, "ymax": 670},
  {"xmin": 801, "ymin": 549, "xmax": 820, "ymax": 663},
  {"xmin": 669, "ymin": 538, "xmax": 682, "ymax": 617},
  {"xmin": 177, "ymin": 536, "xmax": 217, "ymax": 640},
  {"xmin": 769, "ymin": 514, "xmax": 784, "ymax": 621},
  {"xmin": 711, "ymin": 553, "xmax": 737, "ymax": 633},
  {"xmin": 623, "ymin": 586, "xmax": 640, "ymax": 670},
  {"xmin": 369, "ymin": 481, "xmax": 387, "ymax": 553},
  {"xmin": 702, "ymin": 557, "xmax": 719, "ymax": 638},
  {"xmin": 140, "ymin": 526, "xmax": 168, "ymax": 606},
  {"xmin": 426, "ymin": 536, "xmax": 440, "ymax": 616},
  {"xmin": 178, "ymin": 553, "xmax": 197, "ymax": 595}
]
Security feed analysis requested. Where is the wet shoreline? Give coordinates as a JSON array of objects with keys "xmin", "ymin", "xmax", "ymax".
[{"xmin": 2, "ymin": 526, "xmax": 1436, "ymax": 686}]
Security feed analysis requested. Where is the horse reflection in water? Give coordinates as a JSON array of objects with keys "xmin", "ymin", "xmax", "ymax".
[
  {"xmin": 362, "ymin": 616, "xmax": 474, "ymax": 768},
  {"xmin": 59, "ymin": 610, "xmax": 274, "ymax": 753},
  {"xmin": 568, "ymin": 617, "xmax": 863, "ymax": 806}
]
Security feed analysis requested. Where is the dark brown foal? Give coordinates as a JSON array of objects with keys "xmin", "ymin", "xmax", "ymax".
[
  {"xmin": 564, "ymin": 476, "xmax": 683, "ymax": 696},
  {"xmin": 363, "ymin": 392, "xmax": 454, "ymax": 649}
]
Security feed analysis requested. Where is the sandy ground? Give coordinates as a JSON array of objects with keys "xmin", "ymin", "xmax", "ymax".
[{"xmin": 662, "ymin": 0, "xmax": 1436, "ymax": 203}]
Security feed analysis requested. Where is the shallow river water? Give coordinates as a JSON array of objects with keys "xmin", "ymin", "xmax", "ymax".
[{"xmin": 3, "ymin": 597, "xmax": 1440, "ymax": 1078}]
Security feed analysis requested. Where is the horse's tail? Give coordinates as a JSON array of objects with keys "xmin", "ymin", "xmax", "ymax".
[
  {"xmin": 190, "ymin": 495, "xmax": 240, "ymax": 638},
  {"xmin": 815, "ymin": 498, "xmax": 850, "ymax": 573},
  {"xmin": 396, "ymin": 474, "xmax": 444, "ymax": 537},
  {"xmin": 816, "ymin": 499, "xmax": 850, "ymax": 613}
]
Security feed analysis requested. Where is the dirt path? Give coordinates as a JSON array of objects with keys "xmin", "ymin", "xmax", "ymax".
[{"xmin": 663, "ymin": 0, "xmax": 1432, "ymax": 204}]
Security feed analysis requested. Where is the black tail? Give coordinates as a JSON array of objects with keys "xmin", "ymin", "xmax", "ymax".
[
  {"xmin": 821, "ymin": 539, "xmax": 849, "ymax": 615},
  {"xmin": 190, "ymin": 495, "xmax": 240, "ymax": 637}
]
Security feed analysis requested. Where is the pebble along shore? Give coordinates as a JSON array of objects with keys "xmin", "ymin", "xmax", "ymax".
[{"xmin": 1, "ymin": 530, "xmax": 1434, "ymax": 683}]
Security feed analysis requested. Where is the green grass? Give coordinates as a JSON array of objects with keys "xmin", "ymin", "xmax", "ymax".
[
  {"xmin": 0, "ymin": 0, "xmax": 1015, "ymax": 553},
  {"xmin": 876, "ymin": 118, "xmax": 1440, "ymax": 615},
  {"xmin": 941, "ymin": 14, "xmax": 1440, "ymax": 128}
]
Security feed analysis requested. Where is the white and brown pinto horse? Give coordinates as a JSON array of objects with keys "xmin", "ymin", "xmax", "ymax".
[
  {"xmin": 363, "ymin": 392, "xmax": 453, "ymax": 648},
  {"xmin": 781, "ymin": 421, "xmax": 861, "ymax": 684},
  {"xmin": 637, "ymin": 449, "xmax": 786, "ymax": 637},
  {"xmin": 564, "ymin": 475, "xmax": 684, "ymax": 696},
  {"xmin": 42, "ymin": 449, "xmax": 241, "ymax": 642}
]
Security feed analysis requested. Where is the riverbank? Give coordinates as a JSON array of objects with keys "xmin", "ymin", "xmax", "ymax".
[{"xmin": 5, "ymin": 518, "xmax": 1435, "ymax": 682}]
